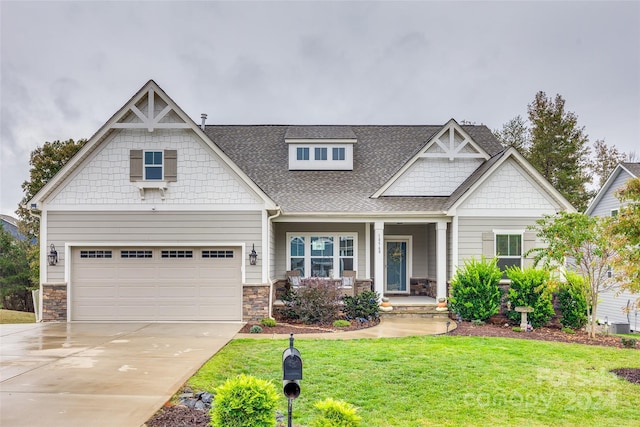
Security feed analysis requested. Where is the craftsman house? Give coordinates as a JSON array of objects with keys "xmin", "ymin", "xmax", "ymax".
[
  {"xmin": 585, "ymin": 162, "xmax": 640, "ymax": 331},
  {"xmin": 29, "ymin": 80, "xmax": 574, "ymax": 322}
]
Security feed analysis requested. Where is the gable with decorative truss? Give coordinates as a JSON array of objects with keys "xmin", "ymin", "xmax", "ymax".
[
  {"xmin": 376, "ymin": 119, "xmax": 490, "ymax": 197},
  {"xmin": 112, "ymin": 87, "xmax": 190, "ymax": 131}
]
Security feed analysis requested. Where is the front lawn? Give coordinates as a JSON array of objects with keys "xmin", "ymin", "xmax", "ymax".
[
  {"xmin": 188, "ymin": 336, "xmax": 640, "ymax": 426},
  {"xmin": 0, "ymin": 309, "xmax": 35, "ymax": 324}
]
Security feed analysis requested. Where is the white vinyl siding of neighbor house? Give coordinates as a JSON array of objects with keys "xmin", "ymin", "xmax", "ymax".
[
  {"xmin": 457, "ymin": 217, "xmax": 539, "ymax": 268},
  {"xmin": 589, "ymin": 171, "xmax": 634, "ymax": 217},
  {"xmin": 596, "ymin": 289, "xmax": 639, "ymax": 331},
  {"xmin": 45, "ymin": 210, "xmax": 263, "ymax": 283}
]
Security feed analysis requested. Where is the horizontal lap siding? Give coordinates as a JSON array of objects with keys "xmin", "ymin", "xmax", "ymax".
[
  {"xmin": 590, "ymin": 171, "xmax": 634, "ymax": 217},
  {"xmin": 46, "ymin": 210, "xmax": 263, "ymax": 283},
  {"xmin": 457, "ymin": 217, "xmax": 540, "ymax": 266}
]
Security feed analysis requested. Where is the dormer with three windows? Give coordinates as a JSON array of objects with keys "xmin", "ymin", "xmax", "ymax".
[{"xmin": 286, "ymin": 126, "xmax": 357, "ymax": 171}]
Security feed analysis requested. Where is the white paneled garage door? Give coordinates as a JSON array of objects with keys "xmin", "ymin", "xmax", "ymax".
[{"xmin": 71, "ymin": 247, "xmax": 242, "ymax": 321}]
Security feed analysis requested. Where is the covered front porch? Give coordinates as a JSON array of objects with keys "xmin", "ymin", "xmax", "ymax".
[{"xmin": 272, "ymin": 218, "xmax": 451, "ymax": 301}]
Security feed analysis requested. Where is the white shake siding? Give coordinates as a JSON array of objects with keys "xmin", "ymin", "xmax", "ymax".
[{"xmin": 46, "ymin": 210, "xmax": 263, "ymax": 283}]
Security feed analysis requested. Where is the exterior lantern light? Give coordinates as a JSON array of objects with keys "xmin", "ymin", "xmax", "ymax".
[
  {"xmin": 48, "ymin": 244, "xmax": 58, "ymax": 266},
  {"xmin": 249, "ymin": 244, "xmax": 258, "ymax": 266}
]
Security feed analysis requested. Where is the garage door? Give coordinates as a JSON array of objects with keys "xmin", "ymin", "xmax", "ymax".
[{"xmin": 71, "ymin": 247, "xmax": 242, "ymax": 321}]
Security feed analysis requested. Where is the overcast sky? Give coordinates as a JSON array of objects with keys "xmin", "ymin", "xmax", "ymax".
[{"xmin": 1, "ymin": 0, "xmax": 639, "ymax": 217}]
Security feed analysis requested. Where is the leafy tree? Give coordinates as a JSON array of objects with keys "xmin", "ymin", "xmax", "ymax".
[
  {"xmin": 0, "ymin": 225, "xmax": 33, "ymax": 311},
  {"xmin": 609, "ymin": 177, "xmax": 640, "ymax": 296},
  {"xmin": 16, "ymin": 139, "xmax": 86, "ymax": 285},
  {"xmin": 589, "ymin": 139, "xmax": 627, "ymax": 188},
  {"xmin": 528, "ymin": 212, "xmax": 617, "ymax": 338},
  {"xmin": 527, "ymin": 92, "xmax": 592, "ymax": 211},
  {"xmin": 493, "ymin": 115, "xmax": 530, "ymax": 154}
]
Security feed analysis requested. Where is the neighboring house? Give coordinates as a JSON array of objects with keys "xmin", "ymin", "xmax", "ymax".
[
  {"xmin": 585, "ymin": 162, "xmax": 640, "ymax": 331},
  {"xmin": 0, "ymin": 214, "xmax": 26, "ymax": 241},
  {"xmin": 28, "ymin": 80, "xmax": 574, "ymax": 322}
]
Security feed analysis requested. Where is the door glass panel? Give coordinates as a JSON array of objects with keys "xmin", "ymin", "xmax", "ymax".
[{"xmin": 386, "ymin": 241, "xmax": 407, "ymax": 292}]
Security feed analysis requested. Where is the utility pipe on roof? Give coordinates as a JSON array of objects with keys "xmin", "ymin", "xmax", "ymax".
[{"xmin": 266, "ymin": 207, "xmax": 282, "ymax": 319}]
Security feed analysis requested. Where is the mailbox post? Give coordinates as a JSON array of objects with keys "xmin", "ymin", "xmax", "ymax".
[{"xmin": 282, "ymin": 333, "xmax": 302, "ymax": 427}]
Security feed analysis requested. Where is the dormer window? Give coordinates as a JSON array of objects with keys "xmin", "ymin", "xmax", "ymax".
[
  {"xmin": 285, "ymin": 126, "xmax": 357, "ymax": 171},
  {"xmin": 297, "ymin": 147, "xmax": 309, "ymax": 161}
]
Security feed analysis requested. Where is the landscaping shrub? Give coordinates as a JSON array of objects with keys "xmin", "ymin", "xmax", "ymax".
[
  {"xmin": 621, "ymin": 337, "xmax": 637, "ymax": 349},
  {"xmin": 449, "ymin": 257, "xmax": 502, "ymax": 322},
  {"xmin": 333, "ymin": 319, "xmax": 351, "ymax": 328},
  {"xmin": 505, "ymin": 267, "xmax": 554, "ymax": 328},
  {"xmin": 281, "ymin": 278, "xmax": 343, "ymax": 324},
  {"xmin": 210, "ymin": 374, "xmax": 279, "ymax": 427},
  {"xmin": 342, "ymin": 290, "xmax": 380, "ymax": 321},
  {"xmin": 260, "ymin": 317, "xmax": 277, "ymax": 327},
  {"xmin": 250, "ymin": 325, "xmax": 263, "ymax": 334},
  {"xmin": 557, "ymin": 271, "xmax": 589, "ymax": 330},
  {"xmin": 311, "ymin": 398, "xmax": 362, "ymax": 427}
]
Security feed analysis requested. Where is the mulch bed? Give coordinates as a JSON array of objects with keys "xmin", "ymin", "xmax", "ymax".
[{"xmin": 146, "ymin": 319, "xmax": 639, "ymax": 427}]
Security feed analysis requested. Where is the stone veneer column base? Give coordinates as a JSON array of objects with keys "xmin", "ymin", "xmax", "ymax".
[
  {"xmin": 42, "ymin": 283, "xmax": 67, "ymax": 321},
  {"xmin": 243, "ymin": 285, "xmax": 270, "ymax": 321}
]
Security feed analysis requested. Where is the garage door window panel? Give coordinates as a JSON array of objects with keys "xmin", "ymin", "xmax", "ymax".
[{"xmin": 121, "ymin": 250, "xmax": 153, "ymax": 258}]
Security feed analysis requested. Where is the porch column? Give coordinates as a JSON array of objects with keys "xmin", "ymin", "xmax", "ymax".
[
  {"xmin": 436, "ymin": 221, "xmax": 447, "ymax": 299},
  {"xmin": 374, "ymin": 221, "xmax": 385, "ymax": 297}
]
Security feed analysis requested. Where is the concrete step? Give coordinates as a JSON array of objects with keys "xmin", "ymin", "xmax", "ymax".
[{"xmin": 380, "ymin": 304, "xmax": 450, "ymax": 318}]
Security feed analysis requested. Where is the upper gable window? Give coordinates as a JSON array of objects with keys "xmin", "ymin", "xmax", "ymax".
[
  {"xmin": 333, "ymin": 147, "xmax": 345, "ymax": 160},
  {"xmin": 144, "ymin": 151, "xmax": 163, "ymax": 180},
  {"xmin": 288, "ymin": 144, "xmax": 354, "ymax": 170}
]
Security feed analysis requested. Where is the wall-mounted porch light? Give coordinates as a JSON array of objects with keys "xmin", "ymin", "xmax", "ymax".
[
  {"xmin": 249, "ymin": 244, "xmax": 258, "ymax": 266},
  {"xmin": 48, "ymin": 244, "xmax": 58, "ymax": 266}
]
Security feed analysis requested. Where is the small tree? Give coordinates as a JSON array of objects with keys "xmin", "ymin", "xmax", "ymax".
[
  {"xmin": 609, "ymin": 177, "xmax": 640, "ymax": 297},
  {"xmin": 0, "ymin": 226, "xmax": 34, "ymax": 311},
  {"xmin": 449, "ymin": 257, "xmax": 502, "ymax": 322},
  {"xmin": 528, "ymin": 212, "xmax": 617, "ymax": 338}
]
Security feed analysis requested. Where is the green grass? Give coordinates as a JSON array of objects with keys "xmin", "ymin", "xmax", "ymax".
[
  {"xmin": 0, "ymin": 309, "xmax": 35, "ymax": 324},
  {"xmin": 188, "ymin": 336, "xmax": 640, "ymax": 426}
]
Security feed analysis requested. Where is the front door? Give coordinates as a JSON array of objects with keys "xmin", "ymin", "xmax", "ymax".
[{"xmin": 384, "ymin": 239, "xmax": 409, "ymax": 293}]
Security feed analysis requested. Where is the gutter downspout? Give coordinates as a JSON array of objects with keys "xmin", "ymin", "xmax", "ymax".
[
  {"xmin": 266, "ymin": 207, "xmax": 282, "ymax": 319},
  {"xmin": 24, "ymin": 205, "xmax": 42, "ymax": 322}
]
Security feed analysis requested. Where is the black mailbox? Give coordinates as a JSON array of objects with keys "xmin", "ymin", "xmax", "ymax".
[{"xmin": 282, "ymin": 334, "xmax": 302, "ymax": 399}]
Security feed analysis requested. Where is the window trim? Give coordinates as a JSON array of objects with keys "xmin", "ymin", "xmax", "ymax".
[
  {"xmin": 143, "ymin": 150, "xmax": 164, "ymax": 181},
  {"xmin": 611, "ymin": 208, "xmax": 619, "ymax": 217},
  {"xmin": 494, "ymin": 230, "xmax": 524, "ymax": 275},
  {"xmin": 286, "ymin": 232, "xmax": 357, "ymax": 278}
]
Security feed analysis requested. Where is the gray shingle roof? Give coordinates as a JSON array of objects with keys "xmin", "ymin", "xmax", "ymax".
[
  {"xmin": 204, "ymin": 124, "xmax": 505, "ymax": 214},
  {"xmin": 622, "ymin": 162, "xmax": 640, "ymax": 177}
]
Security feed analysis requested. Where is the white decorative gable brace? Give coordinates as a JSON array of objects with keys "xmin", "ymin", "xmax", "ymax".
[
  {"xmin": 111, "ymin": 87, "xmax": 190, "ymax": 132},
  {"xmin": 422, "ymin": 119, "xmax": 489, "ymax": 161}
]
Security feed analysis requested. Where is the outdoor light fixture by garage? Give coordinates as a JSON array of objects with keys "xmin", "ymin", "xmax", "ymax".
[
  {"xmin": 48, "ymin": 244, "xmax": 58, "ymax": 266},
  {"xmin": 249, "ymin": 244, "xmax": 258, "ymax": 265}
]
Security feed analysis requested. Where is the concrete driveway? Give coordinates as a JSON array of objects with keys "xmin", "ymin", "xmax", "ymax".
[{"xmin": 0, "ymin": 322, "xmax": 242, "ymax": 427}]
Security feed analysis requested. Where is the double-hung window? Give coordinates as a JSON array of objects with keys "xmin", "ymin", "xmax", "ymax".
[
  {"xmin": 495, "ymin": 233, "xmax": 522, "ymax": 276},
  {"xmin": 144, "ymin": 151, "xmax": 163, "ymax": 180},
  {"xmin": 288, "ymin": 233, "xmax": 356, "ymax": 278}
]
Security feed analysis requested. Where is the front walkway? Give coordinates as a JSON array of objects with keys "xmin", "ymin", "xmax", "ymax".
[{"xmin": 236, "ymin": 316, "xmax": 455, "ymax": 339}]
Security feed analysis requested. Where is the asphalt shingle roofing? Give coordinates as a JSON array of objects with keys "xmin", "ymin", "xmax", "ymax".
[{"xmin": 204, "ymin": 124, "xmax": 505, "ymax": 214}]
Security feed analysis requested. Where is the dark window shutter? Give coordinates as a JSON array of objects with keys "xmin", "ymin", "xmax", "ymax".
[
  {"xmin": 165, "ymin": 150, "xmax": 177, "ymax": 182},
  {"xmin": 482, "ymin": 232, "xmax": 494, "ymax": 258},
  {"xmin": 130, "ymin": 150, "xmax": 142, "ymax": 181}
]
